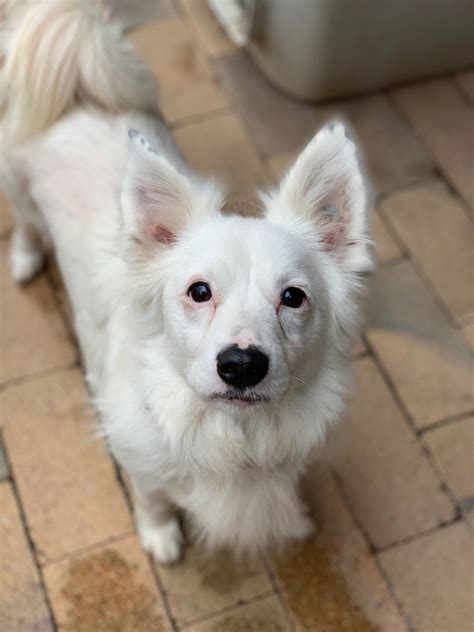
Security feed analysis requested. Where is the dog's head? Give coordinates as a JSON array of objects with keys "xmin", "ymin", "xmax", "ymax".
[{"xmin": 121, "ymin": 124, "xmax": 372, "ymax": 412}]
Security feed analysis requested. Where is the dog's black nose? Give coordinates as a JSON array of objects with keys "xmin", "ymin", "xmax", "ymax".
[{"xmin": 217, "ymin": 345, "xmax": 269, "ymax": 389}]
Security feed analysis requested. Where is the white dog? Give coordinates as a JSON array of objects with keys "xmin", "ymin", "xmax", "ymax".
[{"xmin": 1, "ymin": 1, "xmax": 372, "ymax": 563}]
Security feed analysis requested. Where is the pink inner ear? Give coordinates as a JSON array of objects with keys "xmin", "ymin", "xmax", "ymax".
[{"xmin": 153, "ymin": 225, "xmax": 175, "ymax": 245}]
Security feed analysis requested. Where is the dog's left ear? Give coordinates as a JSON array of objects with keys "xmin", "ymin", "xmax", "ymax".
[
  {"xmin": 121, "ymin": 130, "xmax": 221, "ymax": 251},
  {"xmin": 267, "ymin": 123, "xmax": 372, "ymax": 273}
]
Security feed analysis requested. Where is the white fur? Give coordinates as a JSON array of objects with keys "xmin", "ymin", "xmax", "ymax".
[{"xmin": 1, "ymin": 2, "xmax": 373, "ymax": 562}]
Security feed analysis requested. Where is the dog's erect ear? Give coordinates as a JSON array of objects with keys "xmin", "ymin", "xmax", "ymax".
[
  {"xmin": 266, "ymin": 123, "xmax": 372, "ymax": 273},
  {"xmin": 121, "ymin": 130, "xmax": 221, "ymax": 250}
]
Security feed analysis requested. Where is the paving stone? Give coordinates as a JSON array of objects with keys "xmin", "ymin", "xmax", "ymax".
[
  {"xmin": 181, "ymin": 0, "xmax": 237, "ymax": 57},
  {"xmin": 379, "ymin": 522, "xmax": 474, "ymax": 631},
  {"xmin": 271, "ymin": 468, "xmax": 407, "ymax": 631},
  {"xmin": 0, "ymin": 241, "xmax": 76, "ymax": 384},
  {"xmin": 372, "ymin": 210, "xmax": 403, "ymax": 264},
  {"xmin": 186, "ymin": 595, "xmax": 290, "ymax": 631},
  {"xmin": 341, "ymin": 94, "xmax": 434, "ymax": 194},
  {"xmin": 332, "ymin": 357, "xmax": 454, "ymax": 549},
  {"xmin": 462, "ymin": 321, "xmax": 474, "ymax": 351},
  {"xmin": 392, "ymin": 78, "xmax": 474, "ymax": 209},
  {"xmin": 130, "ymin": 18, "xmax": 230, "ymax": 123},
  {"xmin": 156, "ymin": 542, "xmax": 272, "ymax": 625},
  {"xmin": 0, "ymin": 483, "xmax": 53, "ymax": 631},
  {"xmin": 43, "ymin": 534, "xmax": 170, "ymax": 631},
  {"xmin": 423, "ymin": 416, "xmax": 474, "ymax": 504},
  {"xmin": 464, "ymin": 510, "xmax": 474, "ymax": 533},
  {"xmin": 1, "ymin": 369, "xmax": 133, "ymax": 563},
  {"xmin": 173, "ymin": 112, "xmax": 269, "ymax": 193},
  {"xmin": 381, "ymin": 180, "xmax": 474, "ymax": 324},
  {"xmin": 215, "ymin": 53, "xmax": 326, "ymax": 157},
  {"xmin": 367, "ymin": 260, "xmax": 474, "ymax": 427},
  {"xmin": 455, "ymin": 70, "xmax": 474, "ymax": 104},
  {"xmin": 0, "ymin": 191, "xmax": 13, "ymax": 238}
]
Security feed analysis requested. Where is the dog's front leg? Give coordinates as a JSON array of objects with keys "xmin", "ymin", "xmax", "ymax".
[{"xmin": 132, "ymin": 481, "xmax": 184, "ymax": 565}]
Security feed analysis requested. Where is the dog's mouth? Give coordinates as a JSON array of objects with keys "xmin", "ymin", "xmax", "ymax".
[{"xmin": 210, "ymin": 389, "xmax": 271, "ymax": 407}]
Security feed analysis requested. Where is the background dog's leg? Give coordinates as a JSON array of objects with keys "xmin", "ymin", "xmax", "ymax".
[
  {"xmin": 1, "ymin": 160, "xmax": 48, "ymax": 283},
  {"xmin": 132, "ymin": 482, "xmax": 184, "ymax": 565}
]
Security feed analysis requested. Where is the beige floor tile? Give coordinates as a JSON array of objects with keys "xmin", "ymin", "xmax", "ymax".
[
  {"xmin": 43, "ymin": 534, "xmax": 170, "ymax": 631},
  {"xmin": 173, "ymin": 112, "xmax": 269, "ymax": 193},
  {"xmin": 392, "ymin": 79, "xmax": 474, "ymax": 209},
  {"xmin": 367, "ymin": 260, "xmax": 474, "ymax": 427},
  {"xmin": 381, "ymin": 181, "xmax": 474, "ymax": 324},
  {"xmin": 0, "ymin": 483, "xmax": 53, "ymax": 631},
  {"xmin": 130, "ymin": 18, "xmax": 229, "ymax": 123},
  {"xmin": 156, "ymin": 543, "xmax": 272, "ymax": 625},
  {"xmin": 186, "ymin": 595, "xmax": 290, "ymax": 631},
  {"xmin": 332, "ymin": 357, "xmax": 453, "ymax": 548},
  {"xmin": 215, "ymin": 53, "xmax": 327, "ymax": 157},
  {"xmin": 1, "ymin": 369, "xmax": 133, "ymax": 563},
  {"xmin": 464, "ymin": 510, "xmax": 474, "ymax": 533},
  {"xmin": 423, "ymin": 416, "xmax": 474, "ymax": 503},
  {"xmin": 181, "ymin": 0, "xmax": 237, "ymax": 57},
  {"xmin": 372, "ymin": 211, "xmax": 403, "ymax": 264},
  {"xmin": 342, "ymin": 94, "xmax": 434, "ymax": 194},
  {"xmin": 462, "ymin": 321, "xmax": 474, "ymax": 351},
  {"xmin": 272, "ymin": 468, "xmax": 407, "ymax": 631},
  {"xmin": 455, "ymin": 70, "xmax": 474, "ymax": 104},
  {"xmin": 0, "ymin": 191, "xmax": 13, "ymax": 239},
  {"xmin": 266, "ymin": 152, "xmax": 297, "ymax": 183},
  {"xmin": 379, "ymin": 522, "xmax": 474, "ymax": 632},
  {"xmin": 0, "ymin": 242, "xmax": 76, "ymax": 384}
]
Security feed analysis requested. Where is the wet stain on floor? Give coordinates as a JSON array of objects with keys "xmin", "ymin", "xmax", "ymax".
[
  {"xmin": 196, "ymin": 549, "xmax": 259, "ymax": 595},
  {"xmin": 275, "ymin": 540, "xmax": 378, "ymax": 632},
  {"xmin": 61, "ymin": 549, "xmax": 163, "ymax": 632}
]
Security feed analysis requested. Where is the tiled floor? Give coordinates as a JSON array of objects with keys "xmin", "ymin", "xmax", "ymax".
[{"xmin": 1, "ymin": 2, "xmax": 473, "ymax": 630}]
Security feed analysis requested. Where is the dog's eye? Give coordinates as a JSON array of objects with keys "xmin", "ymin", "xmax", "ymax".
[
  {"xmin": 281, "ymin": 287, "xmax": 306, "ymax": 308},
  {"xmin": 188, "ymin": 281, "xmax": 212, "ymax": 303}
]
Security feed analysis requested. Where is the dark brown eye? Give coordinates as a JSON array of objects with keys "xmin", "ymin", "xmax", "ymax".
[
  {"xmin": 281, "ymin": 287, "xmax": 306, "ymax": 308},
  {"xmin": 188, "ymin": 281, "xmax": 212, "ymax": 303}
]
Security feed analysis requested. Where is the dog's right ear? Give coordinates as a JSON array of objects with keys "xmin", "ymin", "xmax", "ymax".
[
  {"xmin": 121, "ymin": 130, "xmax": 221, "ymax": 251},
  {"xmin": 121, "ymin": 130, "xmax": 193, "ymax": 248}
]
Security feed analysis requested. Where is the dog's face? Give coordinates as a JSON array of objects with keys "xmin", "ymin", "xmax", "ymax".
[{"xmin": 122, "ymin": 125, "xmax": 372, "ymax": 410}]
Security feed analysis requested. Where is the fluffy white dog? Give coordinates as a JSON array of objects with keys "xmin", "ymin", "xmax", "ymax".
[{"xmin": 1, "ymin": 1, "xmax": 372, "ymax": 563}]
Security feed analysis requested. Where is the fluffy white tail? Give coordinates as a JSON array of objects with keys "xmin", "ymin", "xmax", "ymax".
[{"xmin": 1, "ymin": 0, "xmax": 158, "ymax": 147}]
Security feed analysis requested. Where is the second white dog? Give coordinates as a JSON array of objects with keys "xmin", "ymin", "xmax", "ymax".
[{"xmin": 1, "ymin": 1, "xmax": 372, "ymax": 563}]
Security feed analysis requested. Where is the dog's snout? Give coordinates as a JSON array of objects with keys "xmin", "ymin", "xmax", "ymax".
[{"xmin": 217, "ymin": 345, "xmax": 269, "ymax": 389}]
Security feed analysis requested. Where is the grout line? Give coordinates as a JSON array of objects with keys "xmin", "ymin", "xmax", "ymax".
[
  {"xmin": 40, "ymin": 530, "xmax": 136, "ymax": 568},
  {"xmin": 418, "ymin": 410, "xmax": 474, "ymax": 435},
  {"xmin": 329, "ymin": 468, "xmax": 416, "ymax": 631},
  {"xmin": 372, "ymin": 209, "xmax": 470, "ymax": 332},
  {"xmin": 355, "ymin": 348, "xmax": 459, "ymax": 518},
  {"xmin": 2, "ymin": 437, "xmax": 58, "ymax": 631},
  {"xmin": 375, "ymin": 514, "xmax": 462, "ymax": 555},
  {"xmin": 450, "ymin": 74, "xmax": 474, "ymax": 108},
  {"xmin": 374, "ymin": 173, "xmax": 440, "ymax": 203},
  {"xmin": 0, "ymin": 361, "xmax": 79, "ymax": 394},
  {"xmin": 169, "ymin": 105, "xmax": 234, "ymax": 130},
  {"xmin": 147, "ymin": 555, "xmax": 179, "ymax": 632},
  {"xmin": 177, "ymin": 590, "xmax": 277, "ymax": 630},
  {"xmin": 385, "ymin": 89, "xmax": 474, "ymax": 219},
  {"xmin": 260, "ymin": 555, "xmax": 296, "ymax": 632}
]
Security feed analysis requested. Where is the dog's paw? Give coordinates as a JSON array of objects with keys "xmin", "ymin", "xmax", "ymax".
[
  {"xmin": 9, "ymin": 240, "xmax": 44, "ymax": 283},
  {"xmin": 139, "ymin": 519, "xmax": 184, "ymax": 565}
]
